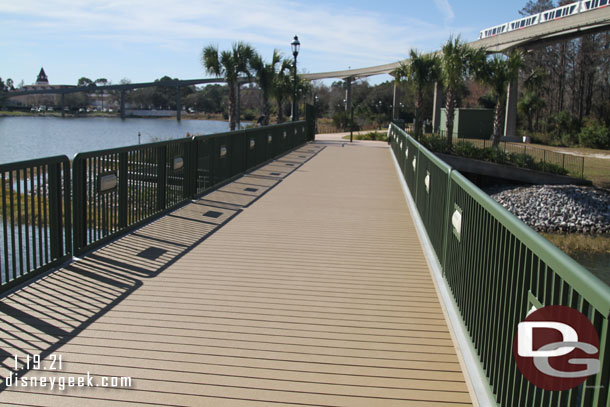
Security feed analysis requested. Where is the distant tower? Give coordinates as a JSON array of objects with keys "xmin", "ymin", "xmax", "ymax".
[{"xmin": 36, "ymin": 68, "xmax": 49, "ymax": 85}]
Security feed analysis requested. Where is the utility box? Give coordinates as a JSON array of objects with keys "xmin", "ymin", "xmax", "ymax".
[{"xmin": 439, "ymin": 108, "xmax": 493, "ymax": 140}]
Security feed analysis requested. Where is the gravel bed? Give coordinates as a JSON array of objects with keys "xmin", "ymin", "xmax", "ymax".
[{"xmin": 485, "ymin": 185, "xmax": 610, "ymax": 234}]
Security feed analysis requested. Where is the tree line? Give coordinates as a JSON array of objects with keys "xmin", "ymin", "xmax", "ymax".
[{"xmin": 2, "ymin": 0, "xmax": 608, "ymax": 148}]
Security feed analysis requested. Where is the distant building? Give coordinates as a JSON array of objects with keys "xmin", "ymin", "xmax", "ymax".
[
  {"xmin": 11, "ymin": 68, "xmax": 75, "ymax": 107},
  {"xmin": 21, "ymin": 67, "xmax": 74, "ymax": 92},
  {"xmin": 36, "ymin": 67, "xmax": 49, "ymax": 84}
]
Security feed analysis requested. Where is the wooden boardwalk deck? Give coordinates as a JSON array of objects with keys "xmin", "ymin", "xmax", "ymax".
[{"xmin": 0, "ymin": 141, "xmax": 475, "ymax": 406}]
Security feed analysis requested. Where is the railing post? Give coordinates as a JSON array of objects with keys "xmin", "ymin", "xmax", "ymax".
[
  {"xmin": 62, "ymin": 159, "xmax": 72, "ymax": 256},
  {"xmin": 156, "ymin": 145, "xmax": 167, "ymax": 211},
  {"xmin": 118, "ymin": 152, "xmax": 128, "ymax": 228},
  {"xmin": 543, "ymin": 149, "xmax": 546, "ymax": 171},
  {"xmin": 191, "ymin": 138, "xmax": 198, "ymax": 197},
  {"xmin": 47, "ymin": 162, "xmax": 63, "ymax": 260},
  {"xmin": 182, "ymin": 141, "xmax": 194, "ymax": 199},
  {"xmin": 72, "ymin": 157, "xmax": 87, "ymax": 253},
  {"xmin": 441, "ymin": 169, "xmax": 453, "ymax": 272}
]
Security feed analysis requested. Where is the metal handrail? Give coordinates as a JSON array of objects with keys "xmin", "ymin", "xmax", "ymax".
[
  {"xmin": 1, "ymin": 114, "xmax": 314, "ymax": 293},
  {"xmin": 389, "ymin": 122, "xmax": 609, "ymax": 407}
]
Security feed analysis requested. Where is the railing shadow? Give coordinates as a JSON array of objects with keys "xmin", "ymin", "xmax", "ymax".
[{"xmin": 0, "ymin": 145, "xmax": 325, "ymax": 392}]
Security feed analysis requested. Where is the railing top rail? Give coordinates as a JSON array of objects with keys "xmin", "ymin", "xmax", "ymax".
[
  {"xmin": 189, "ymin": 120, "xmax": 306, "ymax": 140},
  {"xmin": 72, "ymin": 137, "xmax": 194, "ymax": 160},
  {"xmin": 0, "ymin": 155, "xmax": 70, "ymax": 171},
  {"xmin": 392, "ymin": 123, "xmax": 610, "ymax": 315},
  {"xmin": 451, "ymin": 170, "xmax": 610, "ymax": 315},
  {"xmin": 193, "ymin": 130, "xmax": 235, "ymax": 140},
  {"xmin": 243, "ymin": 120, "xmax": 307, "ymax": 132},
  {"xmin": 391, "ymin": 123, "xmax": 452, "ymax": 174}
]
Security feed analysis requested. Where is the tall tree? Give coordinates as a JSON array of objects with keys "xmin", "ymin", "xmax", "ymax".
[
  {"xmin": 476, "ymin": 52, "xmax": 524, "ymax": 147},
  {"xmin": 519, "ymin": 0, "xmax": 554, "ymax": 16},
  {"xmin": 202, "ymin": 42, "xmax": 255, "ymax": 130},
  {"xmin": 518, "ymin": 68, "xmax": 547, "ymax": 132},
  {"xmin": 77, "ymin": 77, "xmax": 94, "ymax": 87},
  {"xmin": 271, "ymin": 59, "xmax": 293, "ymax": 124},
  {"xmin": 251, "ymin": 50, "xmax": 281, "ymax": 125},
  {"xmin": 440, "ymin": 36, "xmax": 485, "ymax": 146},
  {"xmin": 394, "ymin": 50, "xmax": 440, "ymax": 139}
]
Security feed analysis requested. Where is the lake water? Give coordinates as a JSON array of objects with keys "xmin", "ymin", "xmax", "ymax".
[{"xmin": 0, "ymin": 116, "xmax": 237, "ymax": 164}]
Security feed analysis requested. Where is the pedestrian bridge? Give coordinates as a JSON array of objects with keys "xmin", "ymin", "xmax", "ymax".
[{"xmin": 1, "ymin": 119, "xmax": 608, "ymax": 406}]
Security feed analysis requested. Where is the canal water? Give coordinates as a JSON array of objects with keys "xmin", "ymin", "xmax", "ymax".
[{"xmin": 0, "ymin": 116, "xmax": 238, "ymax": 164}]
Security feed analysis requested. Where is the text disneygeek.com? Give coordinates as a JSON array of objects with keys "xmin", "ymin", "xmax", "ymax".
[{"xmin": 4, "ymin": 353, "xmax": 132, "ymax": 391}]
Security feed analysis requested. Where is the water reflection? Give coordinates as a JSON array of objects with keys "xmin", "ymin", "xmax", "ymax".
[{"xmin": 0, "ymin": 116, "xmax": 239, "ymax": 164}]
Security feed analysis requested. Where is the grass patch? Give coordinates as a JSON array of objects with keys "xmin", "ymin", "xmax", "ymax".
[
  {"xmin": 341, "ymin": 131, "xmax": 387, "ymax": 142},
  {"xmin": 582, "ymin": 157, "xmax": 610, "ymax": 189},
  {"xmin": 0, "ymin": 110, "xmax": 38, "ymax": 117},
  {"xmin": 542, "ymin": 233, "xmax": 610, "ymax": 256},
  {"xmin": 541, "ymin": 233, "xmax": 610, "ymax": 286},
  {"xmin": 495, "ymin": 141, "xmax": 610, "ymax": 189}
]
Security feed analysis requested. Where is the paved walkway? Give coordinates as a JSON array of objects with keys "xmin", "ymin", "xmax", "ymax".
[{"xmin": 0, "ymin": 141, "xmax": 475, "ymax": 406}]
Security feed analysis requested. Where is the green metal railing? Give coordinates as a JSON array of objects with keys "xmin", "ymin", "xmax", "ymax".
[
  {"xmin": 389, "ymin": 123, "xmax": 610, "ymax": 407},
  {"xmin": 0, "ymin": 156, "xmax": 71, "ymax": 292},
  {"xmin": 1, "ymin": 114, "xmax": 312, "ymax": 292},
  {"xmin": 73, "ymin": 120, "xmax": 309, "ymax": 254}
]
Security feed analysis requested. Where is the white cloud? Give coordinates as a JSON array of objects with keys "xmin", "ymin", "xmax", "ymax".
[
  {"xmin": 0, "ymin": 0, "xmax": 457, "ymax": 77},
  {"xmin": 433, "ymin": 0, "xmax": 455, "ymax": 24}
]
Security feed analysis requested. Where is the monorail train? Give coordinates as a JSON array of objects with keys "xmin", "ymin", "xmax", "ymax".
[{"xmin": 480, "ymin": 0, "xmax": 609, "ymax": 39}]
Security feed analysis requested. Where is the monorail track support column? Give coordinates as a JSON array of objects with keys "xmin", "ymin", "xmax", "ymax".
[
  {"xmin": 432, "ymin": 82, "xmax": 443, "ymax": 134},
  {"xmin": 176, "ymin": 86, "xmax": 182, "ymax": 121},
  {"xmin": 345, "ymin": 77, "xmax": 352, "ymax": 112},
  {"xmin": 120, "ymin": 90, "xmax": 126, "ymax": 119},
  {"xmin": 504, "ymin": 78, "xmax": 518, "ymax": 139},
  {"xmin": 392, "ymin": 80, "xmax": 400, "ymax": 121}
]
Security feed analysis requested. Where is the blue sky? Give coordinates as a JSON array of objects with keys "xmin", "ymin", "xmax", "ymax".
[{"xmin": 1, "ymin": 0, "xmax": 528, "ymax": 86}]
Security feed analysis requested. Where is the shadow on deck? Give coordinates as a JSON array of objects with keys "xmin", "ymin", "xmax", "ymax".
[{"xmin": 0, "ymin": 142, "xmax": 474, "ymax": 407}]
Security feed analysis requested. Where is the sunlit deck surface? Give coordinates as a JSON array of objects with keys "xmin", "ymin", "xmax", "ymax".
[{"xmin": 0, "ymin": 140, "xmax": 474, "ymax": 406}]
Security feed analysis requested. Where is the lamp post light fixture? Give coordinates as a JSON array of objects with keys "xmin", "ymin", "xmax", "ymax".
[{"xmin": 291, "ymin": 35, "xmax": 300, "ymax": 121}]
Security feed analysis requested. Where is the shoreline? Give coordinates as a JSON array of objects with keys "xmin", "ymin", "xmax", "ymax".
[{"xmin": 0, "ymin": 111, "xmax": 227, "ymax": 121}]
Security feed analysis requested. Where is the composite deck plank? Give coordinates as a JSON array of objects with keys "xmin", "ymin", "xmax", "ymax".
[{"xmin": 0, "ymin": 143, "xmax": 474, "ymax": 406}]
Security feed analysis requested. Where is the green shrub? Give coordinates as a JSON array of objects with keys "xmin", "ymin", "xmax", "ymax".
[
  {"xmin": 242, "ymin": 109, "xmax": 257, "ymax": 121},
  {"xmin": 524, "ymin": 132, "xmax": 550, "ymax": 145},
  {"xmin": 420, "ymin": 134, "xmax": 451, "ymax": 154},
  {"xmin": 547, "ymin": 111, "xmax": 579, "ymax": 146},
  {"xmin": 579, "ymin": 120, "xmax": 610, "ymax": 149},
  {"xmin": 541, "ymin": 162, "xmax": 569, "ymax": 175},
  {"xmin": 341, "ymin": 132, "xmax": 387, "ymax": 141},
  {"xmin": 421, "ymin": 136, "xmax": 569, "ymax": 175},
  {"xmin": 453, "ymin": 141, "xmax": 484, "ymax": 160}
]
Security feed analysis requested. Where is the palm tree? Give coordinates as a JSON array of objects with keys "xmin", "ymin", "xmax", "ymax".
[
  {"xmin": 518, "ymin": 68, "xmax": 546, "ymax": 133},
  {"xmin": 251, "ymin": 50, "xmax": 282, "ymax": 125},
  {"xmin": 202, "ymin": 42, "xmax": 255, "ymax": 130},
  {"xmin": 271, "ymin": 59, "xmax": 293, "ymax": 124},
  {"xmin": 440, "ymin": 36, "xmax": 486, "ymax": 146},
  {"xmin": 476, "ymin": 52, "xmax": 524, "ymax": 147},
  {"xmin": 394, "ymin": 50, "xmax": 440, "ymax": 139}
]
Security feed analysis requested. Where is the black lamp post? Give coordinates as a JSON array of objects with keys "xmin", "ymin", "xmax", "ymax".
[{"xmin": 291, "ymin": 35, "xmax": 300, "ymax": 121}]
